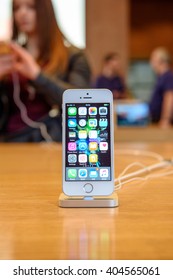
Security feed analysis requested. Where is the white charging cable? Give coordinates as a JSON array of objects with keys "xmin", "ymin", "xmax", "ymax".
[
  {"xmin": 12, "ymin": 72, "xmax": 53, "ymax": 142},
  {"xmin": 115, "ymin": 160, "xmax": 173, "ymax": 184},
  {"xmin": 115, "ymin": 149, "xmax": 173, "ymax": 190},
  {"xmin": 115, "ymin": 168, "xmax": 173, "ymax": 190}
]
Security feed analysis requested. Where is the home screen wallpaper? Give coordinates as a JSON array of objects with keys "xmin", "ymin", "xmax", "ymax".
[{"xmin": 65, "ymin": 103, "xmax": 112, "ymax": 181}]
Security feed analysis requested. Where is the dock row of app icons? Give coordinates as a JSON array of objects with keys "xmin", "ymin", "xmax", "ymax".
[
  {"xmin": 67, "ymin": 168, "xmax": 109, "ymax": 179},
  {"xmin": 68, "ymin": 141, "xmax": 108, "ymax": 152},
  {"xmin": 68, "ymin": 107, "xmax": 108, "ymax": 116},
  {"xmin": 68, "ymin": 118, "xmax": 108, "ymax": 128}
]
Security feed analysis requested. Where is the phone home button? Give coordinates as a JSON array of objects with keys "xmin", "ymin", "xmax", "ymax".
[{"xmin": 83, "ymin": 183, "xmax": 93, "ymax": 193}]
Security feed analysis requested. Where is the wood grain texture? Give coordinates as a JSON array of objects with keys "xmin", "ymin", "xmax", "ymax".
[{"xmin": 0, "ymin": 143, "xmax": 173, "ymax": 260}]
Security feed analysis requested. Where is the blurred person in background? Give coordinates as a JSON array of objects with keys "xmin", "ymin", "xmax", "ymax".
[
  {"xmin": 94, "ymin": 52, "xmax": 126, "ymax": 99},
  {"xmin": 0, "ymin": 0, "xmax": 91, "ymax": 142},
  {"xmin": 150, "ymin": 47, "xmax": 173, "ymax": 128}
]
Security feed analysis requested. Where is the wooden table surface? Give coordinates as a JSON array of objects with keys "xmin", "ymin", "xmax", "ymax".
[
  {"xmin": 0, "ymin": 142, "xmax": 173, "ymax": 260},
  {"xmin": 115, "ymin": 126, "xmax": 173, "ymax": 142}
]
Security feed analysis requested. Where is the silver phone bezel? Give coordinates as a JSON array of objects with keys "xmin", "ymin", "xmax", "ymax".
[{"xmin": 62, "ymin": 89, "xmax": 114, "ymax": 197}]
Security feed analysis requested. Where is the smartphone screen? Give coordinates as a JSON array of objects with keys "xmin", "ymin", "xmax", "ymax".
[
  {"xmin": 65, "ymin": 102, "xmax": 112, "ymax": 181},
  {"xmin": 0, "ymin": 42, "xmax": 11, "ymax": 55}
]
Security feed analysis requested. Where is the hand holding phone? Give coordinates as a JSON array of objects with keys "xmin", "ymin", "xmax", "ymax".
[
  {"xmin": 10, "ymin": 42, "xmax": 40, "ymax": 80},
  {"xmin": 62, "ymin": 89, "xmax": 114, "ymax": 197},
  {"xmin": 0, "ymin": 41, "xmax": 14, "ymax": 80}
]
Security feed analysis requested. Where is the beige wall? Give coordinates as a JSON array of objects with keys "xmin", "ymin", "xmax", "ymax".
[{"xmin": 86, "ymin": 0, "xmax": 130, "ymax": 78}]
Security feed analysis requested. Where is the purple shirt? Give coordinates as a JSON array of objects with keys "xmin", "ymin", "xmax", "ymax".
[
  {"xmin": 6, "ymin": 75, "xmax": 50, "ymax": 133},
  {"xmin": 149, "ymin": 70, "xmax": 173, "ymax": 122},
  {"xmin": 95, "ymin": 75, "xmax": 125, "ymax": 97}
]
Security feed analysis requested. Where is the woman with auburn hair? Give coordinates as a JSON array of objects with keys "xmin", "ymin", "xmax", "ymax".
[{"xmin": 0, "ymin": 0, "xmax": 91, "ymax": 142}]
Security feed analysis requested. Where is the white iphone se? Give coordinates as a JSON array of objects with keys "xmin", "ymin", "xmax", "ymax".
[{"xmin": 62, "ymin": 89, "xmax": 114, "ymax": 196}]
